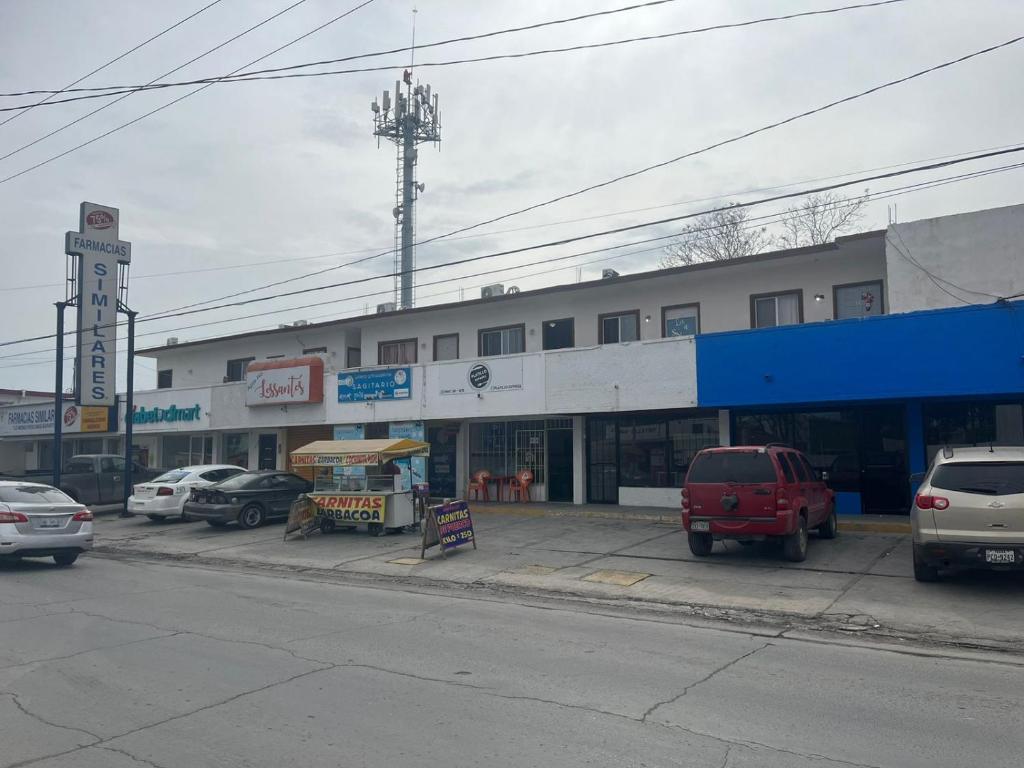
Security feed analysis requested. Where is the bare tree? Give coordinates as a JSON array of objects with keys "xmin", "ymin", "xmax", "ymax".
[
  {"xmin": 661, "ymin": 205, "xmax": 770, "ymax": 267},
  {"xmin": 776, "ymin": 190, "xmax": 870, "ymax": 249}
]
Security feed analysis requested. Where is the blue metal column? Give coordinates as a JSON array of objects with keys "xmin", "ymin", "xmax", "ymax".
[{"xmin": 905, "ymin": 400, "xmax": 926, "ymax": 498}]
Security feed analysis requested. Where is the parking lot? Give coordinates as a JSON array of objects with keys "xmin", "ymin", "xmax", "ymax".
[{"xmin": 70, "ymin": 506, "xmax": 1024, "ymax": 653}]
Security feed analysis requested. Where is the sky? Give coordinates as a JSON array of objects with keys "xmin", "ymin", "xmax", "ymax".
[{"xmin": 0, "ymin": 0, "xmax": 1022, "ymax": 391}]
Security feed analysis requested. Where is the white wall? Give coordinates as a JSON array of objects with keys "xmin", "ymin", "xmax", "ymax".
[{"xmin": 887, "ymin": 203, "xmax": 1024, "ymax": 313}]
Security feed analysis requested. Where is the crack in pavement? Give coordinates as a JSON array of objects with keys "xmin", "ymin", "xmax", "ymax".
[
  {"xmin": 640, "ymin": 642, "xmax": 772, "ymax": 722},
  {"xmin": 94, "ymin": 744, "xmax": 175, "ymax": 768},
  {"xmin": 0, "ymin": 631, "xmax": 181, "ymax": 672},
  {"xmin": 815, "ymin": 540, "xmax": 904, "ymax": 618},
  {"xmin": 2, "ymin": 691, "xmax": 101, "ymax": 742}
]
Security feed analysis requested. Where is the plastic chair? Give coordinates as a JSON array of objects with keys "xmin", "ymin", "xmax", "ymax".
[
  {"xmin": 508, "ymin": 469, "xmax": 534, "ymax": 503},
  {"xmin": 466, "ymin": 470, "xmax": 492, "ymax": 501}
]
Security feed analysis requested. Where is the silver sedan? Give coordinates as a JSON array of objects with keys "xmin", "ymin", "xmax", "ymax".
[{"xmin": 0, "ymin": 481, "xmax": 94, "ymax": 566}]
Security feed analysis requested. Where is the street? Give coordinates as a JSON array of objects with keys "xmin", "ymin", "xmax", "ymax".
[{"xmin": 3, "ymin": 554, "xmax": 1022, "ymax": 768}]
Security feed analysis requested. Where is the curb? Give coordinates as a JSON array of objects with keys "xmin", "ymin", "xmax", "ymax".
[{"xmin": 468, "ymin": 503, "xmax": 911, "ymax": 534}]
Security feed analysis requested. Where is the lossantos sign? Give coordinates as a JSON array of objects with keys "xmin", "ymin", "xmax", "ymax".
[
  {"xmin": 245, "ymin": 357, "xmax": 324, "ymax": 406},
  {"xmin": 65, "ymin": 203, "xmax": 131, "ymax": 407}
]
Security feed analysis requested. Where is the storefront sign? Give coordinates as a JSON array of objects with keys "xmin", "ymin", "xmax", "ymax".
[
  {"xmin": 439, "ymin": 358, "xmax": 523, "ymax": 395},
  {"xmin": 421, "ymin": 500, "xmax": 476, "ymax": 558},
  {"xmin": 131, "ymin": 404, "xmax": 202, "ymax": 425},
  {"xmin": 66, "ymin": 202, "xmax": 131, "ymax": 407},
  {"xmin": 246, "ymin": 357, "xmax": 324, "ymax": 406},
  {"xmin": 310, "ymin": 494, "xmax": 385, "ymax": 523},
  {"xmin": 125, "ymin": 389, "xmax": 212, "ymax": 432},
  {"xmin": 292, "ymin": 452, "xmax": 379, "ymax": 467},
  {"xmin": 337, "ymin": 368, "xmax": 411, "ymax": 402},
  {"xmin": 80, "ymin": 406, "xmax": 109, "ymax": 433},
  {"xmin": 0, "ymin": 403, "xmax": 82, "ymax": 436}
]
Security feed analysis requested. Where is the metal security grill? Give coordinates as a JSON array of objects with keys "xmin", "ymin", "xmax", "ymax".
[{"xmin": 514, "ymin": 426, "xmax": 545, "ymax": 484}]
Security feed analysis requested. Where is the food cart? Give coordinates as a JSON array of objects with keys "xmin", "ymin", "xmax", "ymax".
[{"xmin": 289, "ymin": 439, "xmax": 430, "ymax": 536}]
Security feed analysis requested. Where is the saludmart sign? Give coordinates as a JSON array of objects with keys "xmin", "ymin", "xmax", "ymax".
[{"xmin": 126, "ymin": 390, "xmax": 211, "ymax": 432}]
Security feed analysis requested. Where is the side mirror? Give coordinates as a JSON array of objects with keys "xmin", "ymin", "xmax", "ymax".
[{"xmin": 820, "ymin": 470, "xmax": 830, "ymax": 482}]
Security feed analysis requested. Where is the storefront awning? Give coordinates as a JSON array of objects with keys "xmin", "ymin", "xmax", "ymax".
[{"xmin": 289, "ymin": 438, "xmax": 430, "ymax": 467}]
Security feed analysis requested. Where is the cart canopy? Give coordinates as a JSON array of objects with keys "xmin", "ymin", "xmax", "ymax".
[{"xmin": 290, "ymin": 439, "xmax": 430, "ymax": 467}]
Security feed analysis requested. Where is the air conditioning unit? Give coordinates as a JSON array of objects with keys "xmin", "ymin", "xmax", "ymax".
[
  {"xmin": 166, "ymin": 337, "xmax": 179, "ymax": 346},
  {"xmin": 376, "ymin": 302, "xmax": 396, "ymax": 314},
  {"xmin": 602, "ymin": 268, "xmax": 620, "ymax": 279},
  {"xmin": 481, "ymin": 284, "xmax": 504, "ymax": 299},
  {"xmin": 293, "ymin": 320, "xmax": 308, "ymax": 327}
]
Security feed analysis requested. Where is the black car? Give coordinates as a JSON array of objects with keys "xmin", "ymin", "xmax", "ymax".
[{"xmin": 182, "ymin": 470, "xmax": 311, "ymax": 529}]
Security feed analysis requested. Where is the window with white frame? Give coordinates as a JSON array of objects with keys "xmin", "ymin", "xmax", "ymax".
[
  {"xmin": 752, "ymin": 292, "xmax": 802, "ymax": 328},
  {"xmin": 599, "ymin": 311, "xmax": 639, "ymax": 344},
  {"xmin": 479, "ymin": 325, "xmax": 525, "ymax": 357},
  {"xmin": 378, "ymin": 339, "xmax": 417, "ymax": 365}
]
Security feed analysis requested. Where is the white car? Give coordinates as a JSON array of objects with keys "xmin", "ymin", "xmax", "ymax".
[
  {"xmin": 127, "ymin": 465, "xmax": 245, "ymax": 521},
  {"xmin": 0, "ymin": 481, "xmax": 93, "ymax": 566}
]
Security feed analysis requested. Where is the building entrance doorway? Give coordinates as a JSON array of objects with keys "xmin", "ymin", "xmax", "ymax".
[{"xmin": 547, "ymin": 427, "xmax": 573, "ymax": 502}]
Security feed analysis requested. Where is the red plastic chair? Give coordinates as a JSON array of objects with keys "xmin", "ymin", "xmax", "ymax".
[
  {"xmin": 508, "ymin": 470, "xmax": 534, "ymax": 503},
  {"xmin": 466, "ymin": 470, "xmax": 492, "ymax": 501}
]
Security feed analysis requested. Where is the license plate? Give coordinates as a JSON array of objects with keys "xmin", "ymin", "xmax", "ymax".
[
  {"xmin": 37, "ymin": 518, "xmax": 62, "ymax": 529},
  {"xmin": 691, "ymin": 520, "xmax": 710, "ymax": 532},
  {"xmin": 985, "ymin": 549, "xmax": 1016, "ymax": 564}
]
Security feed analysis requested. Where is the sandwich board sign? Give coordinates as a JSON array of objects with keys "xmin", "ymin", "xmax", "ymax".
[{"xmin": 421, "ymin": 500, "xmax": 476, "ymax": 559}]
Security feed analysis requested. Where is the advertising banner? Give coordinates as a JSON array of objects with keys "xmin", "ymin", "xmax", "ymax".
[
  {"xmin": 333, "ymin": 424, "xmax": 365, "ymax": 483},
  {"xmin": 421, "ymin": 500, "xmax": 476, "ymax": 559},
  {"xmin": 292, "ymin": 452, "xmax": 379, "ymax": 467},
  {"xmin": 309, "ymin": 494, "xmax": 386, "ymax": 523},
  {"xmin": 389, "ymin": 421, "xmax": 426, "ymax": 491},
  {"xmin": 0, "ymin": 403, "xmax": 82, "ymax": 436},
  {"xmin": 80, "ymin": 406, "xmax": 110, "ymax": 433},
  {"xmin": 439, "ymin": 358, "xmax": 523, "ymax": 396},
  {"xmin": 126, "ymin": 389, "xmax": 211, "ymax": 432},
  {"xmin": 246, "ymin": 357, "xmax": 324, "ymax": 406},
  {"xmin": 337, "ymin": 368, "xmax": 411, "ymax": 402}
]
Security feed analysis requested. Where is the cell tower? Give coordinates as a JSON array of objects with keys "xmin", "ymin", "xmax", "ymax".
[{"xmin": 371, "ymin": 66, "xmax": 440, "ymax": 309}]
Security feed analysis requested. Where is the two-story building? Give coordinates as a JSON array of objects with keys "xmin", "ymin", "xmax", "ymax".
[{"xmin": 4, "ymin": 202, "xmax": 1023, "ymax": 515}]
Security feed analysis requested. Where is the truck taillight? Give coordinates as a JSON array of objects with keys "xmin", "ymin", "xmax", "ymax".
[
  {"xmin": 72, "ymin": 510, "xmax": 94, "ymax": 521},
  {"xmin": 775, "ymin": 488, "xmax": 790, "ymax": 510},
  {"xmin": 156, "ymin": 487, "xmax": 174, "ymax": 496},
  {"xmin": 915, "ymin": 494, "xmax": 949, "ymax": 510},
  {"xmin": 680, "ymin": 488, "xmax": 690, "ymax": 511},
  {"xmin": 0, "ymin": 510, "xmax": 29, "ymax": 523}
]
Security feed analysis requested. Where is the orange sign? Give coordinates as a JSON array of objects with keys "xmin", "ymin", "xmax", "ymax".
[
  {"xmin": 310, "ymin": 494, "xmax": 386, "ymax": 523},
  {"xmin": 80, "ymin": 406, "xmax": 109, "ymax": 433}
]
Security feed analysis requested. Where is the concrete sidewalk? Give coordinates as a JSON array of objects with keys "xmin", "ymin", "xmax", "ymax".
[{"xmin": 89, "ymin": 511, "xmax": 1023, "ymax": 653}]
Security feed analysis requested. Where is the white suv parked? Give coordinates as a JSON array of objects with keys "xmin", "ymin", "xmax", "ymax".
[{"xmin": 912, "ymin": 446, "xmax": 1024, "ymax": 581}]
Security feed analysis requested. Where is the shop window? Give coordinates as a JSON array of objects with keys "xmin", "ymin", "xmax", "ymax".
[
  {"xmin": 834, "ymin": 281, "xmax": 884, "ymax": 320},
  {"xmin": 346, "ymin": 347, "xmax": 361, "ymax": 368},
  {"xmin": 157, "ymin": 369, "xmax": 173, "ymax": 389},
  {"xmin": 616, "ymin": 414, "xmax": 718, "ymax": 488},
  {"xmin": 433, "ymin": 333, "xmax": 459, "ymax": 361},
  {"xmin": 542, "ymin": 318, "xmax": 574, "ymax": 350},
  {"xmin": 163, "ymin": 435, "xmax": 213, "ymax": 468},
  {"xmin": 662, "ymin": 304, "xmax": 699, "ymax": 337},
  {"xmin": 365, "ymin": 422, "xmax": 389, "ymax": 439},
  {"xmin": 924, "ymin": 402, "xmax": 1024, "ymax": 464},
  {"xmin": 225, "ymin": 357, "xmax": 254, "ymax": 383},
  {"xmin": 599, "ymin": 311, "xmax": 639, "ymax": 344},
  {"xmin": 751, "ymin": 291, "xmax": 802, "ymax": 328},
  {"xmin": 479, "ymin": 325, "xmax": 525, "ymax": 357},
  {"xmin": 378, "ymin": 339, "xmax": 417, "ymax": 365},
  {"xmin": 222, "ymin": 433, "xmax": 250, "ymax": 468},
  {"xmin": 469, "ymin": 420, "xmax": 545, "ymax": 483}
]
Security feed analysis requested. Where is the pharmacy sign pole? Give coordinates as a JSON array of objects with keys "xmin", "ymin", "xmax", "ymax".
[{"xmin": 61, "ymin": 203, "xmax": 133, "ymax": 505}]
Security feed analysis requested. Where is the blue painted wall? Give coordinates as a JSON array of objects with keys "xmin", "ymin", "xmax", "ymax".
[{"xmin": 696, "ymin": 301, "xmax": 1024, "ymax": 407}]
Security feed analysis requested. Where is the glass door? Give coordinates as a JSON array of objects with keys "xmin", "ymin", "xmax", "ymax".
[{"xmin": 587, "ymin": 417, "xmax": 618, "ymax": 503}]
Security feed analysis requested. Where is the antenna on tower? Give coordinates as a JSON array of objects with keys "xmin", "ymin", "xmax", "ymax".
[{"xmin": 370, "ymin": 7, "xmax": 440, "ymax": 310}]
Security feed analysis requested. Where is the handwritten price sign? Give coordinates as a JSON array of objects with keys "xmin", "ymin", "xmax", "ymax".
[{"xmin": 421, "ymin": 500, "xmax": 476, "ymax": 559}]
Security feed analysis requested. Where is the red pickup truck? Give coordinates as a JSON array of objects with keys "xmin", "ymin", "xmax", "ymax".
[{"xmin": 681, "ymin": 445, "xmax": 836, "ymax": 562}]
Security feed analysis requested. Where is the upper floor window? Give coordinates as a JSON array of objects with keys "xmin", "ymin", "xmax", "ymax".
[
  {"xmin": 662, "ymin": 304, "xmax": 699, "ymax": 337},
  {"xmin": 226, "ymin": 357, "xmax": 254, "ymax": 382},
  {"xmin": 751, "ymin": 291, "xmax": 802, "ymax": 328},
  {"xmin": 542, "ymin": 318, "xmax": 574, "ymax": 350},
  {"xmin": 302, "ymin": 346, "xmax": 328, "ymax": 355},
  {"xmin": 433, "ymin": 333, "xmax": 459, "ymax": 361},
  {"xmin": 834, "ymin": 280, "xmax": 884, "ymax": 320},
  {"xmin": 378, "ymin": 339, "xmax": 417, "ymax": 365},
  {"xmin": 599, "ymin": 311, "xmax": 639, "ymax": 344},
  {"xmin": 346, "ymin": 347, "xmax": 361, "ymax": 368},
  {"xmin": 157, "ymin": 369, "xmax": 173, "ymax": 389},
  {"xmin": 479, "ymin": 325, "xmax": 525, "ymax": 357}
]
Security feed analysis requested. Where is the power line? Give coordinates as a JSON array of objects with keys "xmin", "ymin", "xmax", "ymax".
[
  {"xmin": 0, "ymin": 1, "xmax": 906, "ymax": 107},
  {"xmin": 0, "ymin": 0, "xmax": 311, "ymax": 164},
  {"xmin": 2, "ymin": 144, "xmax": 1022, "ymax": 356},
  {"xmin": 0, "ymin": 0, "xmax": 378, "ymax": 184},
  {"xmin": 0, "ymin": 0, "xmax": 227, "ymax": 129}
]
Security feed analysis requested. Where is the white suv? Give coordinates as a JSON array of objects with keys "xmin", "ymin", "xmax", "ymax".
[{"xmin": 911, "ymin": 446, "xmax": 1024, "ymax": 581}]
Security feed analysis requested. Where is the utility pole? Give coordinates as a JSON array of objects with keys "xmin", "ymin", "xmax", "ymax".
[{"xmin": 371, "ymin": 23, "xmax": 440, "ymax": 310}]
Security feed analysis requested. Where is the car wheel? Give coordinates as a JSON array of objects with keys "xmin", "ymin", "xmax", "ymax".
[
  {"xmin": 368, "ymin": 522, "xmax": 385, "ymax": 537},
  {"xmin": 206, "ymin": 520, "xmax": 228, "ymax": 528},
  {"xmin": 237, "ymin": 503, "xmax": 266, "ymax": 530},
  {"xmin": 146, "ymin": 514, "xmax": 164, "ymax": 522},
  {"xmin": 783, "ymin": 515, "xmax": 809, "ymax": 562},
  {"xmin": 818, "ymin": 506, "xmax": 838, "ymax": 539},
  {"xmin": 53, "ymin": 552, "xmax": 78, "ymax": 566},
  {"xmin": 688, "ymin": 532, "xmax": 714, "ymax": 557},
  {"xmin": 913, "ymin": 546, "xmax": 940, "ymax": 582}
]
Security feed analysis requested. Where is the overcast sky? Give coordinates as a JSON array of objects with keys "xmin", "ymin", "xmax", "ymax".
[{"xmin": 0, "ymin": 0, "xmax": 1022, "ymax": 391}]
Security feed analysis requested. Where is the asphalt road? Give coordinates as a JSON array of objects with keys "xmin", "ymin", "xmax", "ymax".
[{"xmin": 2, "ymin": 555, "xmax": 1022, "ymax": 768}]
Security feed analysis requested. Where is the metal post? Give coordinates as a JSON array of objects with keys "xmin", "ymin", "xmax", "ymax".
[
  {"xmin": 400, "ymin": 111, "xmax": 415, "ymax": 309},
  {"xmin": 121, "ymin": 309, "xmax": 137, "ymax": 515},
  {"xmin": 53, "ymin": 302, "xmax": 66, "ymax": 489}
]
